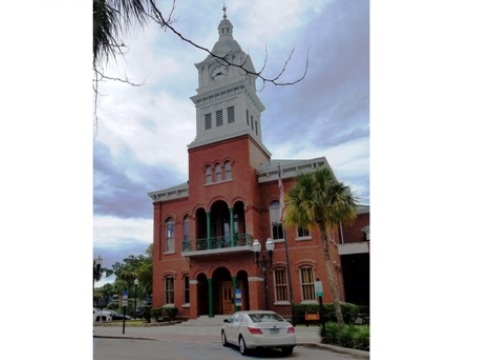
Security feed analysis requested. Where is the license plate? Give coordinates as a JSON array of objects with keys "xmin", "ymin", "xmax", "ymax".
[{"xmin": 270, "ymin": 328, "xmax": 279, "ymax": 335}]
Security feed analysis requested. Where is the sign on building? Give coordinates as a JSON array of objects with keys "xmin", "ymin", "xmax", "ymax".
[{"xmin": 314, "ymin": 280, "xmax": 323, "ymax": 297}]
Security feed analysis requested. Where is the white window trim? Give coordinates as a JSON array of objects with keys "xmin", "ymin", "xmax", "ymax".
[{"xmin": 295, "ymin": 235, "xmax": 312, "ymax": 241}]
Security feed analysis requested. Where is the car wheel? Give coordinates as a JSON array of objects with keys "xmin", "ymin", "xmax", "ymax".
[
  {"xmin": 281, "ymin": 346, "xmax": 294, "ymax": 356},
  {"xmin": 221, "ymin": 330, "xmax": 228, "ymax": 347},
  {"xmin": 238, "ymin": 336, "xmax": 248, "ymax": 355}
]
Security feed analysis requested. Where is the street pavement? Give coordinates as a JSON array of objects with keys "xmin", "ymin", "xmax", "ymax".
[{"xmin": 93, "ymin": 317, "xmax": 369, "ymax": 359}]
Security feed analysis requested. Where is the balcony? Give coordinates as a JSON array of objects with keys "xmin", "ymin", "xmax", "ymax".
[{"xmin": 181, "ymin": 233, "xmax": 255, "ymax": 257}]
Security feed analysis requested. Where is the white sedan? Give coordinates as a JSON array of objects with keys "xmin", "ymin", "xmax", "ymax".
[
  {"xmin": 221, "ymin": 310, "xmax": 296, "ymax": 356},
  {"xmin": 93, "ymin": 308, "xmax": 112, "ymax": 322}
]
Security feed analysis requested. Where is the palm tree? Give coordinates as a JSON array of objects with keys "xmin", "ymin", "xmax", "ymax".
[
  {"xmin": 284, "ymin": 168, "xmax": 359, "ymax": 324},
  {"xmin": 93, "ymin": 0, "xmax": 152, "ymax": 67}
]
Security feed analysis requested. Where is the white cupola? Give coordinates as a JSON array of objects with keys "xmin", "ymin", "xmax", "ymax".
[{"xmin": 188, "ymin": 7, "xmax": 270, "ymax": 157}]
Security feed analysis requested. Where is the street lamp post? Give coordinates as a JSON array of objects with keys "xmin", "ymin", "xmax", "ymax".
[
  {"xmin": 253, "ymin": 238, "xmax": 275, "ymax": 310},
  {"xmin": 133, "ymin": 278, "xmax": 139, "ymax": 319}
]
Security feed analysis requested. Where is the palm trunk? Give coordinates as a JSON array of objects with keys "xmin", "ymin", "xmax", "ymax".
[{"xmin": 319, "ymin": 222, "xmax": 344, "ymax": 325}]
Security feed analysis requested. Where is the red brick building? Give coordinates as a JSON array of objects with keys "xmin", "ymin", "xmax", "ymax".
[{"xmin": 148, "ymin": 12, "xmax": 346, "ymax": 320}]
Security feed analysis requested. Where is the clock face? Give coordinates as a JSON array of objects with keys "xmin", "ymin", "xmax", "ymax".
[{"xmin": 210, "ymin": 65, "xmax": 229, "ymax": 81}]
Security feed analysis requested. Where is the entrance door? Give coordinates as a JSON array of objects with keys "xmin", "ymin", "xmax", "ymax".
[{"xmin": 221, "ymin": 281, "xmax": 234, "ymax": 314}]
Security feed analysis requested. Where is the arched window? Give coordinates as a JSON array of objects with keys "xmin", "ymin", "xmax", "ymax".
[
  {"xmin": 165, "ymin": 218, "xmax": 175, "ymax": 253},
  {"xmin": 269, "ymin": 201, "xmax": 283, "ymax": 240},
  {"xmin": 215, "ymin": 163, "xmax": 222, "ymax": 182},
  {"xmin": 206, "ymin": 166, "xmax": 212, "ymax": 184},
  {"xmin": 225, "ymin": 161, "xmax": 232, "ymax": 180}
]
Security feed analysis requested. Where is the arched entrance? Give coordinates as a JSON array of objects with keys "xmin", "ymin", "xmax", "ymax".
[{"xmin": 212, "ymin": 267, "xmax": 234, "ymax": 315}]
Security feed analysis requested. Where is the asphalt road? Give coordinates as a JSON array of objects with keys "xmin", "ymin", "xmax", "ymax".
[{"xmin": 94, "ymin": 337, "xmax": 360, "ymax": 360}]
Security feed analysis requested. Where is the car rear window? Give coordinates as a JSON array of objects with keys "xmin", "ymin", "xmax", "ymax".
[{"xmin": 248, "ymin": 313, "xmax": 284, "ymax": 322}]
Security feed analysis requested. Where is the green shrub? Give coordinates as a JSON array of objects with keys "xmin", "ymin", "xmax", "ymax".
[
  {"xmin": 151, "ymin": 307, "xmax": 162, "ymax": 321},
  {"xmin": 321, "ymin": 322, "xmax": 369, "ymax": 351},
  {"xmin": 163, "ymin": 306, "xmax": 178, "ymax": 321},
  {"xmin": 337, "ymin": 324, "xmax": 356, "ymax": 348},
  {"xmin": 322, "ymin": 322, "xmax": 341, "ymax": 344},
  {"xmin": 353, "ymin": 325, "xmax": 370, "ymax": 351},
  {"xmin": 293, "ymin": 303, "xmax": 320, "ymax": 324},
  {"xmin": 322, "ymin": 303, "xmax": 336, "ymax": 322},
  {"xmin": 293, "ymin": 302, "xmax": 359, "ymax": 324},
  {"xmin": 341, "ymin": 303, "xmax": 359, "ymax": 324}
]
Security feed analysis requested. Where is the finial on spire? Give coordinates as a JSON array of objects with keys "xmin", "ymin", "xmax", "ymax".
[{"xmin": 222, "ymin": 1, "xmax": 227, "ymax": 19}]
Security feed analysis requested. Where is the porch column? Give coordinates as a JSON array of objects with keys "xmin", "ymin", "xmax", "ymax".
[
  {"xmin": 208, "ymin": 277, "xmax": 214, "ymax": 318},
  {"xmin": 206, "ymin": 212, "xmax": 211, "ymax": 249},
  {"xmin": 189, "ymin": 279, "xmax": 198, "ymax": 319},
  {"xmin": 248, "ymin": 276, "xmax": 264, "ymax": 310},
  {"xmin": 229, "ymin": 208, "xmax": 235, "ymax": 246}
]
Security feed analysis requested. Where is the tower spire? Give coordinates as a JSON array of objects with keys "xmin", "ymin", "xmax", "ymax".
[{"xmin": 223, "ymin": 1, "xmax": 227, "ymax": 19}]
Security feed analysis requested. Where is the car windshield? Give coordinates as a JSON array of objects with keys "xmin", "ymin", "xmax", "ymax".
[{"xmin": 248, "ymin": 313, "xmax": 284, "ymax": 323}]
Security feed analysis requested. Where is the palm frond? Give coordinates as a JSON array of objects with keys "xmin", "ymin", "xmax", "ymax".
[
  {"xmin": 284, "ymin": 168, "xmax": 359, "ymax": 228},
  {"xmin": 93, "ymin": 0, "xmax": 151, "ymax": 66}
]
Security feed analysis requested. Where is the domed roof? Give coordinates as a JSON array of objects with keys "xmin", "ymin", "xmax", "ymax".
[
  {"xmin": 211, "ymin": 11, "xmax": 243, "ymax": 57},
  {"xmin": 211, "ymin": 36, "xmax": 242, "ymax": 57}
]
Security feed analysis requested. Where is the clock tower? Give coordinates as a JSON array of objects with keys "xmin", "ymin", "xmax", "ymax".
[{"xmin": 189, "ymin": 9, "xmax": 270, "ymax": 157}]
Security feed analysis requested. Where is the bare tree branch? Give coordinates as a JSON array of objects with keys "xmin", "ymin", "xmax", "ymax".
[
  {"xmin": 92, "ymin": 66, "xmax": 144, "ymax": 138},
  {"xmin": 93, "ymin": 0, "xmax": 309, "ymax": 124},
  {"xmin": 147, "ymin": 0, "xmax": 309, "ymax": 87}
]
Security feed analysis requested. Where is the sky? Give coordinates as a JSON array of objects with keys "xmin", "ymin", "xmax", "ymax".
[
  {"xmin": 93, "ymin": 0, "xmax": 370, "ymax": 282},
  {"xmin": 2, "ymin": 1, "xmax": 480, "ymax": 359}
]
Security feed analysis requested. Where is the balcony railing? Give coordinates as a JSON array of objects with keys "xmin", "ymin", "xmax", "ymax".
[{"xmin": 182, "ymin": 233, "xmax": 255, "ymax": 255}]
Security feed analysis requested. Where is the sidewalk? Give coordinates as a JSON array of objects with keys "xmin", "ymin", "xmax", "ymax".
[{"xmin": 94, "ymin": 319, "xmax": 369, "ymax": 359}]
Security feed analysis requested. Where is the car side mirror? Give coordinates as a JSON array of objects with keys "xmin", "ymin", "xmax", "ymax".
[{"xmin": 224, "ymin": 319, "xmax": 230, "ymax": 323}]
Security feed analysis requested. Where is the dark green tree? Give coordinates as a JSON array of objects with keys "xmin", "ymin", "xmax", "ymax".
[{"xmin": 110, "ymin": 245, "xmax": 153, "ymax": 298}]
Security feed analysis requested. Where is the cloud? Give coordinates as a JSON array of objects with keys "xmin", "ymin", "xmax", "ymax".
[
  {"xmin": 94, "ymin": 215, "xmax": 152, "ymax": 250},
  {"xmin": 94, "ymin": 142, "xmax": 183, "ymax": 218}
]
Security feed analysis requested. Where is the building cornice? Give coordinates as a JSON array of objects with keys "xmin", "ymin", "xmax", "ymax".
[
  {"xmin": 148, "ymin": 182, "xmax": 189, "ymax": 203},
  {"xmin": 191, "ymin": 79, "xmax": 264, "ymax": 113},
  {"xmin": 188, "ymin": 131, "xmax": 272, "ymax": 158},
  {"xmin": 257, "ymin": 157, "xmax": 330, "ymax": 183}
]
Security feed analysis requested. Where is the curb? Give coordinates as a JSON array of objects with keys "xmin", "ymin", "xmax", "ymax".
[{"xmin": 300, "ymin": 343, "xmax": 369, "ymax": 359}]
